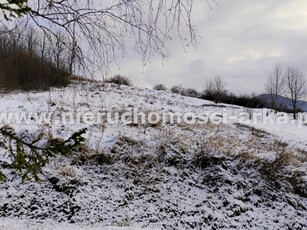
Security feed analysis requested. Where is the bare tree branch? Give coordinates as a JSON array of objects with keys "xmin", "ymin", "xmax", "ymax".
[
  {"xmin": 265, "ymin": 65, "xmax": 285, "ymax": 111},
  {"xmin": 285, "ymin": 67, "xmax": 306, "ymax": 119},
  {"xmin": 1, "ymin": 0, "xmax": 213, "ymax": 79}
]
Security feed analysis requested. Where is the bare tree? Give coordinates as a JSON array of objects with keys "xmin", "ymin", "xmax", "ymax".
[
  {"xmin": 265, "ymin": 65, "xmax": 284, "ymax": 111},
  {"xmin": 284, "ymin": 67, "xmax": 306, "ymax": 119},
  {"xmin": 0, "ymin": 26, "xmax": 70, "ymax": 90},
  {"xmin": 205, "ymin": 75, "xmax": 227, "ymax": 103},
  {"xmin": 1, "ymin": 0, "xmax": 212, "ymax": 78}
]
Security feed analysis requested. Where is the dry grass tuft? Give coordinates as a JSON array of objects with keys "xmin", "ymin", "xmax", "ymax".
[{"xmin": 59, "ymin": 167, "xmax": 76, "ymax": 177}]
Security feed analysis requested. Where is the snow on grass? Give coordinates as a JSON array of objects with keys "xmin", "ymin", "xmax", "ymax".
[
  {"xmin": 0, "ymin": 81, "xmax": 306, "ymax": 229},
  {"xmin": 0, "ymin": 218, "xmax": 153, "ymax": 230}
]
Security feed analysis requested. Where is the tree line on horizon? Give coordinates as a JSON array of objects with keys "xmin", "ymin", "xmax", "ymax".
[
  {"xmin": 153, "ymin": 75, "xmax": 264, "ymax": 109},
  {"xmin": 0, "ymin": 27, "xmax": 72, "ymax": 91},
  {"xmin": 152, "ymin": 71, "xmax": 306, "ymax": 118}
]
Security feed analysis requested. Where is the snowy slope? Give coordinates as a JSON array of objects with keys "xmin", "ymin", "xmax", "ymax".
[
  {"xmin": 0, "ymin": 219, "xmax": 151, "ymax": 230},
  {"xmin": 0, "ymin": 81, "xmax": 306, "ymax": 229}
]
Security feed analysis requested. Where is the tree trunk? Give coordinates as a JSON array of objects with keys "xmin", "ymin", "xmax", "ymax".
[{"xmin": 293, "ymin": 105, "xmax": 297, "ymax": 120}]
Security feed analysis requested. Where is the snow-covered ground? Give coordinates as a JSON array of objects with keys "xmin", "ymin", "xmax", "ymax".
[
  {"xmin": 0, "ymin": 218, "xmax": 151, "ymax": 230},
  {"xmin": 0, "ymin": 81, "xmax": 306, "ymax": 229}
]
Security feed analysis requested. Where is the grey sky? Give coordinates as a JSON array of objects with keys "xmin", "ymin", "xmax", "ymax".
[{"xmin": 111, "ymin": 0, "xmax": 307, "ymax": 95}]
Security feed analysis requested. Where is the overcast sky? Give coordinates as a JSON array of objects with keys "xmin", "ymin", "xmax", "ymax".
[{"xmin": 111, "ymin": 0, "xmax": 307, "ymax": 96}]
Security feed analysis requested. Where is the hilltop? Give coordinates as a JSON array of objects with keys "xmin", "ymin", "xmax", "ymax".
[{"xmin": 258, "ymin": 94, "xmax": 307, "ymax": 112}]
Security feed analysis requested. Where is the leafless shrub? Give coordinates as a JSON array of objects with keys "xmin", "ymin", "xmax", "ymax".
[
  {"xmin": 183, "ymin": 88, "xmax": 199, "ymax": 98},
  {"xmin": 170, "ymin": 85, "xmax": 200, "ymax": 98},
  {"xmin": 204, "ymin": 75, "xmax": 227, "ymax": 103},
  {"xmin": 105, "ymin": 75, "xmax": 132, "ymax": 86},
  {"xmin": 171, "ymin": 85, "xmax": 185, "ymax": 94},
  {"xmin": 153, "ymin": 84, "xmax": 167, "ymax": 91}
]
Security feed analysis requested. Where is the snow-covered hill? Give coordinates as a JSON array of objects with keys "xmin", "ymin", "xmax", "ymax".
[{"xmin": 0, "ymin": 81, "xmax": 306, "ymax": 229}]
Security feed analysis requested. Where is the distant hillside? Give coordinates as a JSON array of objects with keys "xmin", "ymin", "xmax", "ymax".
[{"xmin": 258, "ymin": 94, "xmax": 307, "ymax": 112}]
